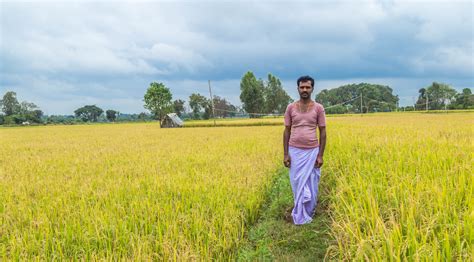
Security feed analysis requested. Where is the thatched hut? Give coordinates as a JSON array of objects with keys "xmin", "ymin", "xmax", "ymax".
[{"xmin": 161, "ymin": 113, "xmax": 184, "ymax": 128}]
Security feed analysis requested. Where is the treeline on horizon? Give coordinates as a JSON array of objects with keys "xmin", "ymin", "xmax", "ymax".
[{"xmin": 0, "ymin": 72, "xmax": 473, "ymax": 126}]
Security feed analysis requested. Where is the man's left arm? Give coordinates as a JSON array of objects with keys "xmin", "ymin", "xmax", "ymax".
[
  {"xmin": 315, "ymin": 126, "xmax": 326, "ymax": 168},
  {"xmin": 315, "ymin": 105, "xmax": 326, "ymax": 168}
]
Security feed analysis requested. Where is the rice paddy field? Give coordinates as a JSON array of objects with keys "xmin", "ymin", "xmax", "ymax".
[{"xmin": 0, "ymin": 112, "xmax": 472, "ymax": 260}]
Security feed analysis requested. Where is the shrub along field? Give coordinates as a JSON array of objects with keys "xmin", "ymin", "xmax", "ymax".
[{"xmin": 0, "ymin": 112, "xmax": 472, "ymax": 260}]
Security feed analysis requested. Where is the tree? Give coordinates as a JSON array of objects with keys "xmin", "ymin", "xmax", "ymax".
[
  {"xmin": 143, "ymin": 82, "xmax": 173, "ymax": 126},
  {"xmin": 212, "ymin": 96, "xmax": 237, "ymax": 118},
  {"xmin": 315, "ymin": 83, "xmax": 399, "ymax": 113},
  {"xmin": 459, "ymin": 88, "xmax": 473, "ymax": 108},
  {"xmin": 189, "ymin": 93, "xmax": 209, "ymax": 119},
  {"xmin": 202, "ymin": 99, "xmax": 212, "ymax": 120},
  {"xmin": 19, "ymin": 101, "xmax": 39, "ymax": 115},
  {"xmin": 15, "ymin": 101, "xmax": 43, "ymax": 123},
  {"xmin": 138, "ymin": 112, "xmax": 148, "ymax": 121},
  {"xmin": 263, "ymin": 74, "xmax": 293, "ymax": 114},
  {"xmin": 173, "ymin": 99, "xmax": 186, "ymax": 117},
  {"xmin": 415, "ymin": 82, "xmax": 457, "ymax": 110},
  {"xmin": 106, "ymin": 110, "xmax": 118, "ymax": 122},
  {"xmin": 450, "ymin": 88, "xmax": 474, "ymax": 109},
  {"xmin": 0, "ymin": 91, "xmax": 44, "ymax": 124},
  {"xmin": 1, "ymin": 91, "xmax": 20, "ymax": 116},
  {"xmin": 21, "ymin": 109, "xmax": 43, "ymax": 123},
  {"xmin": 240, "ymin": 71, "xmax": 265, "ymax": 118},
  {"xmin": 32, "ymin": 110, "xmax": 43, "ymax": 122},
  {"xmin": 415, "ymin": 88, "xmax": 428, "ymax": 110},
  {"xmin": 74, "ymin": 105, "xmax": 104, "ymax": 122},
  {"xmin": 425, "ymin": 82, "xmax": 457, "ymax": 110}
]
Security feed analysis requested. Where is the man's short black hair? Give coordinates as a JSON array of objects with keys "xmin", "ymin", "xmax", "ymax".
[{"xmin": 297, "ymin": 75, "xmax": 314, "ymax": 88}]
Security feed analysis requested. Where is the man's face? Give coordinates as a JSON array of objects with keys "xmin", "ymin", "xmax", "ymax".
[{"xmin": 298, "ymin": 81, "xmax": 313, "ymax": 99}]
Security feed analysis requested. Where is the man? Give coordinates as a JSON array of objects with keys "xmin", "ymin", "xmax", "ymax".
[{"xmin": 283, "ymin": 75, "xmax": 326, "ymax": 225}]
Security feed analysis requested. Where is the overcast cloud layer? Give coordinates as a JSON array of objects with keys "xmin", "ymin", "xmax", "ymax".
[{"xmin": 0, "ymin": 0, "xmax": 473, "ymax": 114}]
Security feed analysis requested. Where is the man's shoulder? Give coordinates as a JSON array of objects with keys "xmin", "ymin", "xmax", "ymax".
[
  {"xmin": 286, "ymin": 102, "xmax": 296, "ymax": 110},
  {"xmin": 314, "ymin": 101, "xmax": 325, "ymax": 111}
]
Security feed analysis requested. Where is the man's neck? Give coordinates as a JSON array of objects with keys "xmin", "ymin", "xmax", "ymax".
[{"xmin": 299, "ymin": 98, "xmax": 313, "ymax": 104}]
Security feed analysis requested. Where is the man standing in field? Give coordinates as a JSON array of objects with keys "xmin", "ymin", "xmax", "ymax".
[{"xmin": 283, "ymin": 75, "xmax": 326, "ymax": 225}]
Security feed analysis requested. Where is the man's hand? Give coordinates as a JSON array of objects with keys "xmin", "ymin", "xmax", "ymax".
[
  {"xmin": 284, "ymin": 155, "xmax": 291, "ymax": 168},
  {"xmin": 315, "ymin": 155, "xmax": 323, "ymax": 168}
]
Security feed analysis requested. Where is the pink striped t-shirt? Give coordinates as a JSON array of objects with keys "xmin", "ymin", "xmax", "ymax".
[{"xmin": 284, "ymin": 101, "xmax": 326, "ymax": 149}]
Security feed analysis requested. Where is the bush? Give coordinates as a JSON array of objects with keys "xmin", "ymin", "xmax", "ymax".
[
  {"xmin": 4, "ymin": 115, "xmax": 26, "ymax": 125},
  {"xmin": 325, "ymin": 105, "xmax": 348, "ymax": 114}
]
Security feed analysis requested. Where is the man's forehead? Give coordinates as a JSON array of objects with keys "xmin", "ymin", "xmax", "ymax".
[{"xmin": 298, "ymin": 81, "xmax": 312, "ymax": 87}]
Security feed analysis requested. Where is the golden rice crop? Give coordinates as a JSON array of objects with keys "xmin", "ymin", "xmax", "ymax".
[
  {"xmin": 0, "ymin": 124, "xmax": 282, "ymax": 260},
  {"xmin": 1, "ymin": 112, "xmax": 472, "ymax": 260},
  {"xmin": 323, "ymin": 113, "xmax": 473, "ymax": 260}
]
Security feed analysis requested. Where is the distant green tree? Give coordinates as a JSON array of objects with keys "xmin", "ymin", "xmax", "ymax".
[
  {"xmin": 74, "ymin": 105, "xmax": 104, "ymax": 122},
  {"xmin": 16, "ymin": 101, "xmax": 43, "ymax": 123},
  {"xmin": 106, "ymin": 110, "xmax": 118, "ymax": 122},
  {"xmin": 189, "ymin": 93, "xmax": 209, "ymax": 119},
  {"xmin": 415, "ymin": 82, "xmax": 457, "ymax": 110},
  {"xmin": 24, "ymin": 109, "xmax": 43, "ymax": 123},
  {"xmin": 0, "ymin": 91, "xmax": 43, "ymax": 124},
  {"xmin": 450, "ymin": 88, "xmax": 473, "ymax": 109},
  {"xmin": 426, "ymin": 82, "xmax": 457, "ymax": 110},
  {"xmin": 212, "ymin": 96, "xmax": 237, "ymax": 118},
  {"xmin": 240, "ymin": 71, "xmax": 264, "ymax": 118},
  {"xmin": 415, "ymin": 88, "xmax": 428, "ymax": 110},
  {"xmin": 138, "ymin": 112, "xmax": 148, "ymax": 121},
  {"xmin": 263, "ymin": 74, "xmax": 293, "ymax": 114},
  {"xmin": 143, "ymin": 82, "xmax": 173, "ymax": 126},
  {"xmin": 203, "ymin": 99, "xmax": 212, "ymax": 120},
  {"xmin": 1, "ymin": 91, "xmax": 20, "ymax": 116},
  {"xmin": 19, "ymin": 101, "xmax": 38, "ymax": 115},
  {"xmin": 173, "ymin": 99, "xmax": 186, "ymax": 117},
  {"xmin": 315, "ymin": 83, "xmax": 398, "ymax": 113}
]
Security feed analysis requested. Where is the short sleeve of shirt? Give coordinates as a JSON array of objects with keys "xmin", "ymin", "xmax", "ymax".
[
  {"xmin": 317, "ymin": 105, "xmax": 326, "ymax": 127},
  {"xmin": 284, "ymin": 104, "xmax": 292, "ymax": 126}
]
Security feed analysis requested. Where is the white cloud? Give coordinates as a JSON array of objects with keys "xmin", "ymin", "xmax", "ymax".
[{"xmin": 0, "ymin": 0, "xmax": 472, "ymax": 114}]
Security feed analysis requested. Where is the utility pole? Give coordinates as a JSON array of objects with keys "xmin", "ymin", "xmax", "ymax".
[
  {"xmin": 208, "ymin": 80, "xmax": 216, "ymax": 127},
  {"xmin": 360, "ymin": 91, "xmax": 363, "ymax": 114}
]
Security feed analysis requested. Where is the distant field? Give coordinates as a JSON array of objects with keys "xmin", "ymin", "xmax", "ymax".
[
  {"xmin": 183, "ymin": 117, "xmax": 283, "ymax": 127},
  {"xmin": 0, "ymin": 113, "xmax": 472, "ymax": 260},
  {"xmin": 182, "ymin": 109, "xmax": 473, "ymax": 127}
]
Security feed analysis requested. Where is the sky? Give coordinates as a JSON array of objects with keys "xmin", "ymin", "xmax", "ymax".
[{"xmin": 0, "ymin": 0, "xmax": 473, "ymax": 115}]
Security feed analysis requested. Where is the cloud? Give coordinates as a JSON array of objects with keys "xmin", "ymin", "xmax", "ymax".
[{"xmin": 0, "ymin": 0, "xmax": 472, "ymax": 114}]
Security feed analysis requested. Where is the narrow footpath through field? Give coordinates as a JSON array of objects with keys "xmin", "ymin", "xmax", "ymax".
[{"xmin": 238, "ymin": 167, "xmax": 333, "ymax": 261}]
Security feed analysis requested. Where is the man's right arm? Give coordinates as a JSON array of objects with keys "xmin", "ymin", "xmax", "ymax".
[{"xmin": 283, "ymin": 126, "xmax": 291, "ymax": 167}]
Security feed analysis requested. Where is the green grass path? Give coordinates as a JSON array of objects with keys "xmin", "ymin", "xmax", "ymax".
[{"xmin": 238, "ymin": 167, "xmax": 333, "ymax": 261}]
